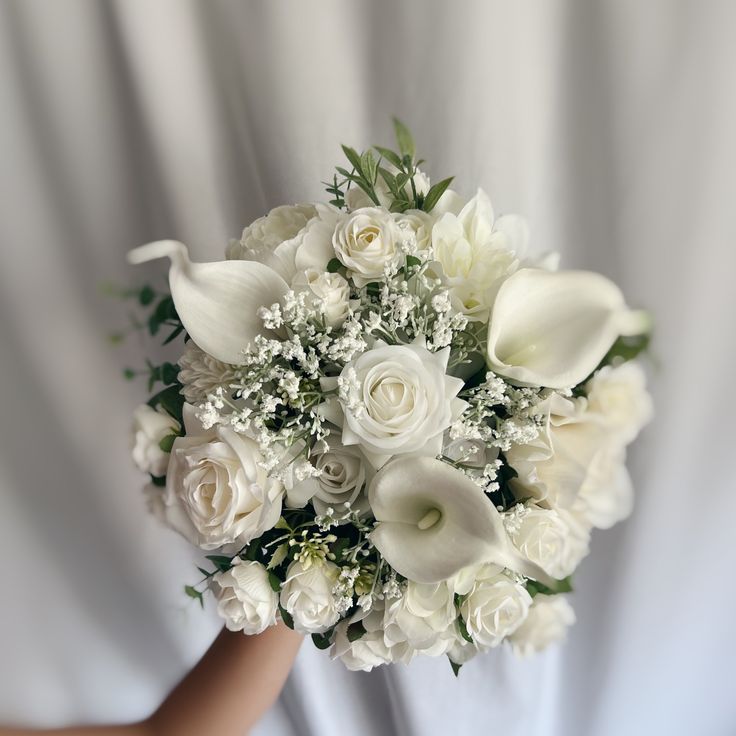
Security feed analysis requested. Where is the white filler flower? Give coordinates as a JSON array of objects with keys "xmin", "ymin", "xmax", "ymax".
[
  {"xmin": 214, "ymin": 559, "xmax": 278, "ymax": 634},
  {"xmin": 130, "ymin": 404, "xmax": 180, "ymax": 477}
]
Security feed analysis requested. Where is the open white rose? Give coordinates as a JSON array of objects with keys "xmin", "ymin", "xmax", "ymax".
[
  {"xmin": 508, "ymin": 595, "xmax": 576, "ymax": 657},
  {"xmin": 585, "ymin": 361, "xmax": 653, "ymax": 444},
  {"xmin": 573, "ymin": 444, "xmax": 634, "ymax": 529},
  {"xmin": 163, "ymin": 405, "xmax": 283, "ymax": 550},
  {"xmin": 369, "ymin": 456, "xmax": 555, "ymax": 585},
  {"xmin": 486, "ymin": 268, "xmax": 649, "ymax": 389},
  {"xmin": 383, "ymin": 581, "xmax": 457, "ymax": 655},
  {"xmin": 460, "ymin": 565, "xmax": 532, "ymax": 648},
  {"xmin": 130, "ymin": 404, "xmax": 180, "ymax": 477},
  {"xmin": 394, "ymin": 209, "xmax": 434, "ymax": 254},
  {"xmin": 332, "ymin": 207, "xmax": 402, "ymax": 285},
  {"xmin": 321, "ymin": 337, "xmax": 465, "ymax": 469},
  {"xmin": 430, "ymin": 189, "xmax": 523, "ymax": 320},
  {"xmin": 507, "ymin": 505, "xmax": 590, "ymax": 580},
  {"xmin": 506, "ymin": 392, "xmax": 608, "ymax": 510},
  {"xmin": 280, "ymin": 559, "xmax": 340, "ymax": 634},
  {"xmin": 214, "ymin": 559, "xmax": 278, "ymax": 634},
  {"xmin": 127, "ymin": 240, "xmax": 288, "ymax": 365},
  {"xmin": 226, "ymin": 203, "xmax": 318, "ymax": 283},
  {"xmin": 331, "ymin": 601, "xmax": 409, "ymax": 671},
  {"xmin": 292, "ymin": 269, "xmax": 351, "ymax": 328}
]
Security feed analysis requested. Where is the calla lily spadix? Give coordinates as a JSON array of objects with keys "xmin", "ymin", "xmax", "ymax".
[
  {"xmin": 368, "ymin": 456, "xmax": 555, "ymax": 587},
  {"xmin": 127, "ymin": 240, "xmax": 289, "ymax": 365},
  {"xmin": 486, "ymin": 268, "xmax": 650, "ymax": 389}
]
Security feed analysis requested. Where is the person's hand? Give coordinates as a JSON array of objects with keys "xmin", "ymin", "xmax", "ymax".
[{"xmin": 0, "ymin": 623, "xmax": 304, "ymax": 736}]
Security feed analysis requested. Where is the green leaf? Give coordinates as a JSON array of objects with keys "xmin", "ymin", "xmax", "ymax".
[
  {"xmin": 267, "ymin": 543, "xmax": 289, "ymax": 570},
  {"xmin": 278, "ymin": 604, "xmax": 295, "ymax": 630},
  {"xmin": 311, "ymin": 631, "xmax": 334, "ymax": 650},
  {"xmin": 244, "ymin": 541, "xmax": 260, "ymax": 561},
  {"xmin": 389, "ymin": 200, "xmax": 411, "ymax": 213},
  {"xmin": 449, "ymin": 659, "xmax": 463, "ymax": 677},
  {"xmin": 161, "ymin": 362, "xmax": 179, "ymax": 385},
  {"xmin": 373, "ymin": 145, "xmax": 403, "ymax": 169},
  {"xmin": 158, "ymin": 433, "xmax": 177, "ymax": 453},
  {"xmin": 123, "ymin": 367, "xmax": 136, "ymax": 380},
  {"xmin": 162, "ymin": 324, "xmax": 185, "ymax": 346},
  {"xmin": 149, "ymin": 474, "xmax": 166, "ymax": 487},
  {"xmin": 148, "ymin": 295, "xmax": 177, "ymax": 336},
  {"xmin": 205, "ymin": 555, "xmax": 233, "ymax": 572},
  {"xmin": 196, "ymin": 566, "xmax": 211, "ymax": 578},
  {"xmin": 274, "ymin": 517, "xmax": 291, "ymax": 531},
  {"xmin": 406, "ymin": 255, "xmax": 422, "ymax": 270},
  {"xmin": 346, "ymin": 621, "xmax": 366, "ymax": 642},
  {"xmin": 602, "ymin": 331, "xmax": 652, "ymax": 365},
  {"xmin": 267, "ymin": 571, "xmax": 282, "ymax": 592},
  {"xmin": 526, "ymin": 575, "xmax": 574, "ymax": 598},
  {"xmin": 327, "ymin": 258, "xmax": 343, "ymax": 273},
  {"xmin": 360, "ymin": 150, "xmax": 378, "ymax": 185},
  {"xmin": 184, "ymin": 585, "xmax": 204, "ymax": 609},
  {"xmin": 148, "ymin": 384, "xmax": 185, "ymax": 425},
  {"xmin": 392, "ymin": 117, "xmax": 415, "ymax": 160},
  {"xmin": 138, "ymin": 284, "xmax": 155, "ymax": 306},
  {"xmin": 422, "ymin": 176, "xmax": 455, "ymax": 213},
  {"xmin": 341, "ymin": 145, "xmax": 363, "ymax": 175},
  {"xmin": 457, "ymin": 616, "xmax": 473, "ymax": 644}
]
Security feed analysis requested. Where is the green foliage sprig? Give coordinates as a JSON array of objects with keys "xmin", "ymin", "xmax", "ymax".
[{"xmin": 325, "ymin": 118, "xmax": 454, "ymax": 214}]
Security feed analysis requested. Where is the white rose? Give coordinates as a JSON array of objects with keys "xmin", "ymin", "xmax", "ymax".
[
  {"xmin": 507, "ymin": 505, "xmax": 590, "ymax": 580},
  {"xmin": 163, "ymin": 405, "xmax": 283, "ymax": 550},
  {"xmin": 430, "ymin": 189, "xmax": 522, "ymax": 320},
  {"xmin": 130, "ymin": 404, "xmax": 180, "ymax": 477},
  {"xmin": 311, "ymin": 439, "xmax": 372, "ymax": 517},
  {"xmin": 586, "ymin": 362, "xmax": 653, "ymax": 444},
  {"xmin": 394, "ymin": 209, "xmax": 435, "ymax": 254},
  {"xmin": 573, "ymin": 444, "xmax": 634, "ymax": 529},
  {"xmin": 322, "ymin": 337, "xmax": 464, "ymax": 469},
  {"xmin": 331, "ymin": 602, "xmax": 408, "ymax": 671},
  {"xmin": 506, "ymin": 393, "xmax": 609, "ymax": 510},
  {"xmin": 460, "ymin": 565, "xmax": 532, "ymax": 648},
  {"xmin": 214, "ymin": 559, "xmax": 278, "ymax": 634},
  {"xmin": 226, "ymin": 203, "xmax": 317, "ymax": 282},
  {"xmin": 508, "ymin": 595, "xmax": 576, "ymax": 657},
  {"xmin": 280, "ymin": 559, "xmax": 340, "ymax": 634},
  {"xmin": 292, "ymin": 269, "xmax": 350, "ymax": 327},
  {"xmin": 332, "ymin": 207, "xmax": 402, "ymax": 285},
  {"xmin": 383, "ymin": 580, "xmax": 456, "ymax": 655}
]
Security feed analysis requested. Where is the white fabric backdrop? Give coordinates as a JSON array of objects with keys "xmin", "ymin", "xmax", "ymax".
[{"xmin": 1, "ymin": 1, "xmax": 734, "ymax": 734}]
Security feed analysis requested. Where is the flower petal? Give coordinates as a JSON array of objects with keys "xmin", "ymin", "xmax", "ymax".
[
  {"xmin": 127, "ymin": 240, "xmax": 288, "ymax": 364},
  {"xmin": 487, "ymin": 268, "xmax": 643, "ymax": 389},
  {"xmin": 368, "ymin": 457, "xmax": 554, "ymax": 585}
]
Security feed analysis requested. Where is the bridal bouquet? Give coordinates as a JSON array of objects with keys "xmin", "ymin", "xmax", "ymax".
[{"xmin": 126, "ymin": 121, "xmax": 652, "ymax": 673}]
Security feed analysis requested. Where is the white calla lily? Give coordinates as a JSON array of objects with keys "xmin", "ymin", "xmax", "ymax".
[
  {"xmin": 368, "ymin": 457, "xmax": 554, "ymax": 586},
  {"xmin": 486, "ymin": 268, "xmax": 649, "ymax": 389},
  {"xmin": 127, "ymin": 240, "xmax": 288, "ymax": 365}
]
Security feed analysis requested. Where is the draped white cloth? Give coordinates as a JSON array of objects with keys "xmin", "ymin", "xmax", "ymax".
[{"xmin": 1, "ymin": 1, "xmax": 734, "ymax": 734}]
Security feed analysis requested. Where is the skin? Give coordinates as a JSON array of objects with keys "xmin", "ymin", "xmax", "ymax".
[{"xmin": 0, "ymin": 624, "xmax": 303, "ymax": 736}]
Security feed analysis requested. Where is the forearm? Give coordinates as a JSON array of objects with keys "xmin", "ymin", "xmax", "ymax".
[{"xmin": 0, "ymin": 623, "xmax": 303, "ymax": 736}]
